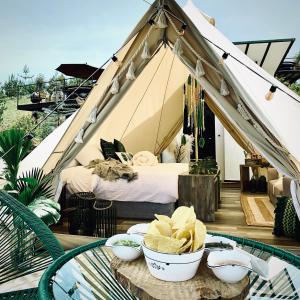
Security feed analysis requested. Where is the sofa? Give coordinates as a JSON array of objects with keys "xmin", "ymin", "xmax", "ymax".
[{"xmin": 267, "ymin": 168, "xmax": 291, "ymax": 206}]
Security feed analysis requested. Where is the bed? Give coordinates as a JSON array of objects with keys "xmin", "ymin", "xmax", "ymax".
[{"xmin": 59, "ymin": 163, "xmax": 189, "ymax": 219}]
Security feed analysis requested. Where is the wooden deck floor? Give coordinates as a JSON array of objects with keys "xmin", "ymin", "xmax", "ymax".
[{"xmin": 116, "ymin": 185, "xmax": 300, "ymax": 255}]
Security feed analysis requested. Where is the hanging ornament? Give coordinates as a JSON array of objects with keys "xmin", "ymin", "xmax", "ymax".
[
  {"xmin": 74, "ymin": 128, "xmax": 84, "ymax": 144},
  {"xmin": 110, "ymin": 76, "xmax": 120, "ymax": 95},
  {"xmin": 112, "ymin": 55, "xmax": 122, "ymax": 67},
  {"xmin": 87, "ymin": 107, "xmax": 97, "ymax": 123},
  {"xmin": 173, "ymin": 38, "xmax": 183, "ymax": 56},
  {"xmin": 155, "ymin": 10, "xmax": 168, "ymax": 29},
  {"xmin": 265, "ymin": 85, "xmax": 277, "ymax": 101},
  {"xmin": 195, "ymin": 58, "xmax": 205, "ymax": 78},
  {"xmin": 220, "ymin": 78, "xmax": 230, "ymax": 96},
  {"xmin": 141, "ymin": 41, "xmax": 151, "ymax": 60},
  {"xmin": 126, "ymin": 61, "xmax": 136, "ymax": 80}
]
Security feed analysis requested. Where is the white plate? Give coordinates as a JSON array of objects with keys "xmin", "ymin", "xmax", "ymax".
[{"xmin": 127, "ymin": 223, "xmax": 149, "ymax": 235}]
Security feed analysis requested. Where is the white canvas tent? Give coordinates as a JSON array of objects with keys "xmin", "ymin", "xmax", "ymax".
[{"xmin": 20, "ymin": 0, "xmax": 300, "ymax": 217}]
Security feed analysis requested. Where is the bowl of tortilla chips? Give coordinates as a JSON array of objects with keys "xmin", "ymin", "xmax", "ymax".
[{"xmin": 142, "ymin": 206, "xmax": 206, "ymax": 282}]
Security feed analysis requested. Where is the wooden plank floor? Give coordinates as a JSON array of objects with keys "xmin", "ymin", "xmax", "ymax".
[{"xmin": 116, "ymin": 185, "xmax": 300, "ymax": 255}]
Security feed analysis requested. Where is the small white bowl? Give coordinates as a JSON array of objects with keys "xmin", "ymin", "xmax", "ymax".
[
  {"xmin": 207, "ymin": 250, "xmax": 251, "ymax": 283},
  {"xmin": 127, "ymin": 223, "xmax": 149, "ymax": 235},
  {"xmin": 105, "ymin": 234, "xmax": 143, "ymax": 261},
  {"xmin": 142, "ymin": 242, "xmax": 204, "ymax": 282},
  {"xmin": 205, "ymin": 234, "xmax": 237, "ymax": 249}
]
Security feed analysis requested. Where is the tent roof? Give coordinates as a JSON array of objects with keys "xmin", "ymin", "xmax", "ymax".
[
  {"xmin": 234, "ymin": 38, "xmax": 295, "ymax": 76},
  {"xmin": 20, "ymin": 0, "xmax": 300, "ymax": 189}
]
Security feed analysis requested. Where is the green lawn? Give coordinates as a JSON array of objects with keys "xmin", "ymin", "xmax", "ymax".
[{"xmin": 1, "ymin": 97, "xmax": 30, "ymax": 129}]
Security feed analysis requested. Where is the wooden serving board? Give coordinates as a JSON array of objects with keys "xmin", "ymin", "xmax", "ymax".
[{"xmin": 111, "ymin": 255, "xmax": 250, "ymax": 300}]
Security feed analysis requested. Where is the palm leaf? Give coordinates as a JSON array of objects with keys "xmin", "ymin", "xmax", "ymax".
[
  {"xmin": 0, "ymin": 129, "xmax": 32, "ymax": 187},
  {"xmin": 16, "ymin": 168, "xmax": 54, "ymax": 206}
]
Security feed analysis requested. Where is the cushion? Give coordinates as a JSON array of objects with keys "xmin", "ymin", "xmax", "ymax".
[
  {"xmin": 115, "ymin": 152, "xmax": 133, "ymax": 165},
  {"xmin": 76, "ymin": 145, "xmax": 104, "ymax": 166},
  {"xmin": 132, "ymin": 151, "xmax": 158, "ymax": 166},
  {"xmin": 100, "ymin": 139, "xmax": 117, "ymax": 159},
  {"xmin": 273, "ymin": 196, "xmax": 300, "ymax": 241},
  {"xmin": 114, "ymin": 139, "xmax": 126, "ymax": 152}
]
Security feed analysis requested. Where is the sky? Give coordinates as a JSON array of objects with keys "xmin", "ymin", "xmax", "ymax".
[{"xmin": 0, "ymin": 0, "xmax": 299, "ymax": 83}]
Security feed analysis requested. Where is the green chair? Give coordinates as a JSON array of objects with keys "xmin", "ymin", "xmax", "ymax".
[
  {"xmin": 38, "ymin": 233, "xmax": 300, "ymax": 299},
  {"xmin": 0, "ymin": 191, "xmax": 64, "ymax": 299}
]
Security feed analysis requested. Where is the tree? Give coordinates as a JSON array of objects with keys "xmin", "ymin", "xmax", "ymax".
[
  {"xmin": 35, "ymin": 73, "xmax": 46, "ymax": 91},
  {"xmin": 3, "ymin": 74, "xmax": 22, "ymax": 98}
]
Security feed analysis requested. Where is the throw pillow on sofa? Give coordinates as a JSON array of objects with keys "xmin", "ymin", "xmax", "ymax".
[{"xmin": 273, "ymin": 196, "xmax": 300, "ymax": 241}]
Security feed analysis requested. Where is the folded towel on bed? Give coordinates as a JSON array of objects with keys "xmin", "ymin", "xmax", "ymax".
[
  {"xmin": 86, "ymin": 158, "xmax": 138, "ymax": 182},
  {"xmin": 132, "ymin": 151, "xmax": 158, "ymax": 166}
]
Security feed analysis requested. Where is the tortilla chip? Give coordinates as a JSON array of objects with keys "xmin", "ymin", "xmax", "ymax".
[
  {"xmin": 172, "ymin": 206, "xmax": 196, "ymax": 229},
  {"xmin": 193, "ymin": 220, "xmax": 206, "ymax": 251}
]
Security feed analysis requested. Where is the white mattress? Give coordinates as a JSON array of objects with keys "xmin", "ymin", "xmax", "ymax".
[{"xmin": 60, "ymin": 163, "xmax": 188, "ymax": 204}]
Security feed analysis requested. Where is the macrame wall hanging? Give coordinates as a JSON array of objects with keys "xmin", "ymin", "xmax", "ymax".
[{"xmin": 183, "ymin": 75, "xmax": 206, "ymax": 161}]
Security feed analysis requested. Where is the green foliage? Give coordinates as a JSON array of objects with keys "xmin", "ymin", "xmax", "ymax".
[
  {"xmin": 35, "ymin": 74, "xmax": 46, "ymax": 91},
  {"xmin": 3, "ymin": 74, "xmax": 23, "ymax": 98},
  {"xmin": 16, "ymin": 168, "xmax": 53, "ymax": 206},
  {"xmin": 279, "ymin": 78, "xmax": 300, "ymax": 96},
  {"xmin": 10, "ymin": 114, "xmax": 52, "ymax": 143},
  {"xmin": 0, "ymin": 129, "xmax": 32, "ymax": 188},
  {"xmin": 0, "ymin": 86, "xmax": 6, "ymax": 124}
]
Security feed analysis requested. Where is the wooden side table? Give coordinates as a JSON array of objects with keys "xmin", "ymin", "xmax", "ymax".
[{"xmin": 178, "ymin": 171, "xmax": 220, "ymax": 222}]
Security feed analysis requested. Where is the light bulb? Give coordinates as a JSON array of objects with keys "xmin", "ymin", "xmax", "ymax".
[
  {"xmin": 265, "ymin": 85, "xmax": 277, "ymax": 101},
  {"xmin": 219, "ymin": 52, "xmax": 229, "ymax": 65}
]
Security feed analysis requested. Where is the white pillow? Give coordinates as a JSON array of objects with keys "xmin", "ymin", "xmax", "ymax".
[
  {"xmin": 132, "ymin": 151, "xmax": 158, "ymax": 166},
  {"xmin": 75, "ymin": 145, "xmax": 104, "ymax": 166}
]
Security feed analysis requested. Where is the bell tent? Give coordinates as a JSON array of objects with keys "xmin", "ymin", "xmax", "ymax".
[{"xmin": 20, "ymin": 0, "xmax": 300, "ymax": 217}]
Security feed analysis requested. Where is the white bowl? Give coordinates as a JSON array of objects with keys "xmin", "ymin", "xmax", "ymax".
[
  {"xmin": 142, "ymin": 242, "xmax": 204, "ymax": 282},
  {"xmin": 207, "ymin": 250, "xmax": 251, "ymax": 283},
  {"xmin": 127, "ymin": 223, "xmax": 149, "ymax": 235},
  {"xmin": 205, "ymin": 234, "xmax": 237, "ymax": 249},
  {"xmin": 105, "ymin": 234, "xmax": 143, "ymax": 261}
]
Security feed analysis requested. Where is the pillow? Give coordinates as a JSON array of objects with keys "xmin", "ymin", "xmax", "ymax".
[
  {"xmin": 114, "ymin": 139, "xmax": 126, "ymax": 152},
  {"xmin": 100, "ymin": 139, "xmax": 117, "ymax": 159},
  {"xmin": 115, "ymin": 152, "xmax": 133, "ymax": 165},
  {"xmin": 76, "ymin": 145, "xmax": 104, "ymax": 166},
  {"xmin": 274, "ymin": 196, "xmax": 300, "ymax": 241},
  {"xmin": 132, "ymin": 151, "xmax": 158, "ymax": 166}
]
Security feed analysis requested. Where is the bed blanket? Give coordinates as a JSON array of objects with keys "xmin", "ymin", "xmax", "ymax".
[{"xmin": 86, "ymin": 159, "xmax": 137, "ymax": 182}]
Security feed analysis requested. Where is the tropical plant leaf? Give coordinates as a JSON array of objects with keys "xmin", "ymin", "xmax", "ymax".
[
  {"xmin": 16, "ymin": 168, "xmax": 54, "ymax": 206},
  {"xmin": 0, "ymin": 129, "xmax": 32, "ymax": 189}
]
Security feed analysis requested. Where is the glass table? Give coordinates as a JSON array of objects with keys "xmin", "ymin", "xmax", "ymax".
[{"xmin": 38, "ymin": 233, "xmax": 300, "ymax": 299}]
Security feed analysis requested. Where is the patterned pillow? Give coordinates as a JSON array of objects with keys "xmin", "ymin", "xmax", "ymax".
[
  {"xmin": 274, "ymin": 196, "xmax": 300, "ymax": 241},
  {"xmin": 114, "ymin": 139, "xmax": 126, "ymax": 152}
]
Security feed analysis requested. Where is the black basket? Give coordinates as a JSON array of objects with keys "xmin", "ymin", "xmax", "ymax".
[
  {"xmin": 67, "ymin": 192, "xmax": 96, "ymax": 236},
  {"xmin": 93, "ymin": 200, "xmax": 117, "ymax": 238}
]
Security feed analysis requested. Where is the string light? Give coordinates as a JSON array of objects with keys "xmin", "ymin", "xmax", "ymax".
[
  {"xmin": 148, "ymin": 19, "xmax": 155, "ymax": 25},
  {"xmin": 25, "ymin": 133, "xmax": 34, "ymax": 140},
  {"xmin": 265, "ymin": 85, "xmax": 277, "ymax": 101},
  {"xmin": 179, "ymin": 23, "xmax": 187, "ymax": 36},
  {"xmin": 111, "ymin": 54, "xmax": 122, "ymax": 67},
  {"xmin": 219, "ymin": 52, "xmax": 229, "ymax": 65}
]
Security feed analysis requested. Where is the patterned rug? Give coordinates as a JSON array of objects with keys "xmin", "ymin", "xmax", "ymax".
[{"xmin": 241, "ymin": 194, "xmax": 275, "ymax": 227}]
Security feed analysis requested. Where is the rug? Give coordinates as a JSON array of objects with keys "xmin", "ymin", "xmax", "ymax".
[{"xmin": 241, "ymin": 194, "xmax": 275, "ymax": 227}]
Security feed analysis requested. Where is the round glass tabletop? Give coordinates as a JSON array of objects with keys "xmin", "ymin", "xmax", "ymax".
[{"xmin": 38, "ymin": 233, "xmax": 300, "ymax": 300}]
